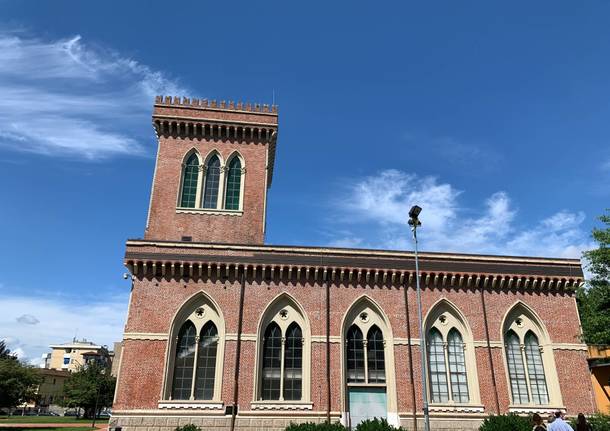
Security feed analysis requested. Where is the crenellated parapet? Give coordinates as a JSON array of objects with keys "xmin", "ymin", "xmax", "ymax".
[{"xmin": 155, "ymin": 96, "xmax": 278, "ymax": 114}]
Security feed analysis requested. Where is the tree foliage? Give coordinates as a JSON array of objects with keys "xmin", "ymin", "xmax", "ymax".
[
  {"xmin": 62, "ymin": 362, "xmax": 116, "ymax": 418},
  {"xmin": 479, "ymin": 414, "xmax": 531, "ymax": 431},
  {"xmin": 0, "ymin": 339, "xmax": 17, "ymax": 360},
  {"xmin": 0, "ymin": 354, "xmax": 41, "ymax": 409},
  {"xmin": 578, "ymin": 210, "xmax": 610, "ymax": 345}
]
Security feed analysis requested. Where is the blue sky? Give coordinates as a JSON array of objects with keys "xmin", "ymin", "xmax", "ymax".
[{"xmin": 1, "ymin": 1, "xmax": 609, "ymax": 363}]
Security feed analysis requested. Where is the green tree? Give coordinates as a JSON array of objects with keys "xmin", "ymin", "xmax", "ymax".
[
  {"xmin": 62, "ymin": 362, "xmax": 116, "ymax": 418},
  {"xmin": 578, "ymin": 210, "xmax": 610, "ymax": 345},
  {"xmin": 0, "ymin": 339, "xmax": 17, "ymax": 360},
  {"xmin": 0, "ymin": 356, "xmax": 41, "ymax": 410}
]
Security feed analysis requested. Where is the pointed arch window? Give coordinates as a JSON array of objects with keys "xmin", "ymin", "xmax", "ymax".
[
  {"xmin": 224, "ymin": 156, "xmax": 242, "ymax": 210},
  {"xmin": 428, "ymin": 328, "xmax": 449, "ymax": 403},
  {"xmin": 283, "ymin": 323, "xmax": 303, "ymax": 401},
  {"xmin": 202, "ymin": 154, "xmax": 221, "ymax": 209},
  {"xmin": 505, "ymin": 328, "xmax": 549, "ymax": 405},
  {"xmin": 194, "ymin": 322, "xmax": 218, "ymax": 400},
  {"xmin": 367, "ymin": 325, "xmax": 385, "ymax": 383},
  {"xmin": 346, "ymin": 325, "xmax": 365, "ymax": 383},
  {"xmin": 180, "ymin": 153, "xmax": 200, "ymax": 208},
  {"xmin": 172, "ymin": 321, "xmax": 196, "ymax": 400},
  {"xmin": 447, "ymin": 329, "xmax": 469, "ymax": 402},
  {"xmin": 262, "ymin": 322, "xmax": 282, "ymax": 400}
]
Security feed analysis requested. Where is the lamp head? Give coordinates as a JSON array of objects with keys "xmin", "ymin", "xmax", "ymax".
[{"xmin": 409, "ymin": 205, "xmax": 422, "ymax": 219}]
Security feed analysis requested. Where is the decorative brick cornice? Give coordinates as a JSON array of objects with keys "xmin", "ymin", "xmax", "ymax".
[
  {"xmin": 155, "ymin": 96, "xmax": 278, "ymax": 114},
  {"xmin": 124, "ymin": 241, "xmax": 583, "ymax": 292}
]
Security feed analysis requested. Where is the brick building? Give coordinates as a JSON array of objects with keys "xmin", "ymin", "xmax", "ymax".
[{"xmin": 111, "ymin": 96, "xmax": 595, "ymax": 431}]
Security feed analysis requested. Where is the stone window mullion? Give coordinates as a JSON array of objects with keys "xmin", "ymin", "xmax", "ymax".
[
  {"xmin": 520, "ymin": 342, "xmax": 533, "ymax": 403},
  {"xmin": 190, "ymin": 335, "xmax": 201, "ymax": 400},
  {"xmin": 195, "ymin": 164, "xmax": 205, "ymax": 208},
  {"xmin": 443, "ymin": 340, "xmax": 453, "ymax": 402},
  {"xmin": 363, "ymin": 339, "xmax": 369, "ymax": 384},
  {"xmin": 279, "ymin": 336, "xmax": 286, "ymax": 401}
]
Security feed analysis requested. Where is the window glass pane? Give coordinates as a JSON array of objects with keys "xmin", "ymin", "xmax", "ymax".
[
  {"xmin": 180, "ymin": 154, "xmax": 199, "ymax": 208},
  {"xmin": 346, "ymin": 325, "xmax": 365, "ymax": 383},
  {"xmin": 224, "ymin": 157, "xmax": 242, "ymax": 210},
  {"xmin": 428, "ymin": 328, "xmax": 449, "ymax": 402},
  {"xmin": 524, "ymin": 332, "xmax": 549, "ymax": 405},
  {"xmin": 172, "ymin": 321, "xmax": 196, "ymax": 400},
  {"xmin": 262, "ymin": 323, "xmax": 282, "ymax": 400},
  {"xmin": 505, "ymin": 331, "xmax": 529, "ymax": 404},
  {"xmin": 195, "ymin": 322, "xmax": 218, "ymax": 400},
  {"xmin": 367, "ymin": 325, "xmax": 386, "ymax": 383},
  {"xmin": 447, "ymin": 329, "xmax": 469, "ymax": 403},
  {"xmin": 202, "ymin": 155, "xmax": 221, "ymax": 209},
  {"xmin": 283, "ymin": 323, "xmax": 303, "ymax": 401}
]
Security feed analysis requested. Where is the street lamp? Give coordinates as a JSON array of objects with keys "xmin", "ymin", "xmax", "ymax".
[{"xmin": 408, "ymin": 205, "xmax": 430, "ymax": 431}]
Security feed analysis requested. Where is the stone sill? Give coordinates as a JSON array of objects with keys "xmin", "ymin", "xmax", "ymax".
[
  {"xmin": 429, "ymin": 404, "xmax": 485, "ymax": 413},
  {"xmin": 250, "ymin": 401, "xmax": 313, "ymax": 410},
  {"xmin": 176, "ymin": 208, "xmax": 243, "ymax": 216},
  {"xmin": 158, "ymin": 401, "xmax": 224, "ymax": 410},
  {"xmin": 508, "ymin": 405, "xmax": 565, "ymax": 414}
]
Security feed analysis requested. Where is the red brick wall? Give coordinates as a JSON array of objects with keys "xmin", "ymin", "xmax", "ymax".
[
  {"xmin": 144, "ymin": 136, "xmax": 269, "ymax": 244},
  {"xmin": 114, "ymin": 276, "xmax": 596, "ymax": 416}
]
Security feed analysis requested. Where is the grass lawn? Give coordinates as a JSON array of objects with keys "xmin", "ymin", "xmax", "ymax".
[
  {"xmin": 0, "ymin": 428, "xmax": 97, "ymax": 431},
  {"xmin": 0, "ymin": 418, "xmax": 87, "ymax": 424}
]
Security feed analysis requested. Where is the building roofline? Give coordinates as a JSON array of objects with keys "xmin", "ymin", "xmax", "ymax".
[{"xmin": 125, "ymin": 238, "xmax": 581, "ymax": 266}]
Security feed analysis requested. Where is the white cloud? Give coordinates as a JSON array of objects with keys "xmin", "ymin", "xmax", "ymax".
[
  {"xmin": 0, "ymin": 291, "xmax": 128, "ymax": 365},
  {"xmin": 329, "ymin": 169, "xmax": 595, "ymax": 258},
  {"xmin": 0, "ymin": 32, "xmax": 186, "ymax": 159},
  {"xmin": 16, "ymin": 314, "xmax": 39, "ymax": 325}
]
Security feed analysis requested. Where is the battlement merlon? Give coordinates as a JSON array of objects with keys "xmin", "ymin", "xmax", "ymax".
[{"xmin": 153, "ymin": 95, "xmax": 278, "ymax": 127}]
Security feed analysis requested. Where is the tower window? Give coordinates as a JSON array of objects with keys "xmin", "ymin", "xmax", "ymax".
[
  {"xmin": 180, "ymin": 153, "xmax": 200, "ymax": 208},
  {"xmin": 224, "ymin": 157, "xmax": 242, "ymax": 210},
  {"xmin": 202, "ymin": 155, "xmax": 221, "ymax": 209}
]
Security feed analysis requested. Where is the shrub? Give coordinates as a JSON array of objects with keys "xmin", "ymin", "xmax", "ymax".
[
  {"xmin": 355, "ymin": 418, "xmax": 404, "ymax": 431},
  {"xmin": 285, "ymin": 422, "xmax": 346, "ymax": 431},
  {"xmin": 570, "ymin": 413, "xmax": 610, "ymax": 431},
  {"xmin": 175, "ymin": 425, "xmax": 201, "ymax": 431},
  {"xmin": 479, "ymin": 414, "xmax": 530, "ymax": 431}
]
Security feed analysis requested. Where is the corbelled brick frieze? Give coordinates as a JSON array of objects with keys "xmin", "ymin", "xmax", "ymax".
[{"xmin": 124, "ymin": 240, "xmax": 583, "ymax": 291}]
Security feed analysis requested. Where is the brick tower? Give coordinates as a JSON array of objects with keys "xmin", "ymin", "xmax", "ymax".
[{"xmin": 145, "ymin": 96, "xmax": 278, "ymax": 244}]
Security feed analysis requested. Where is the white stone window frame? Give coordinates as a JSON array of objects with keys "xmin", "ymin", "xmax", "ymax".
[
  {"xmin": 340, "ymin": 295, "xmax": 400, "ymax": 428},
  {"xmin": 501, "ymin": 301, "xmax": 564, "ymax": 411},
  {"xmin": 252, "ymin": 293, "xmax": 312, "ymax": 410},
  {"xmin": 160, "ymin": 291, "xmax": 226, "ymax": 408},
  {"xmin": 423, "ymin": 299, "xmax": 483, "ymax": 410},
  {"xmin": 175, "ymin": 149, "xmax": 245, "ymax": 215}
]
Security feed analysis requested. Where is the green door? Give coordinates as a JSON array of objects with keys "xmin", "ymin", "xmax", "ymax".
[{"xmin": 348, "ymin": 387, "xmax": 387, "ymax": 429}]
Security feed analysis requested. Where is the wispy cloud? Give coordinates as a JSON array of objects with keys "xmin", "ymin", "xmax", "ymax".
[
  {"xmin": 0, "ymin": 289, "xmax": 129, "ymax": 365},
  {"xmin": 328, "ymin": 169, "xmax": 594, "ymax": 258},
  {"xmin": 0, "ymin": 31, "xmax": 186, "ymax": 159}
]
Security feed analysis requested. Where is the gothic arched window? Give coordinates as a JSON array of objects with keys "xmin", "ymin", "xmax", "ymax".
[
  {"xmin": 346, "ymin": 325, "xmax": 365, "ymax": 383},
  {"xmin": 505, "ymin": 328, "xmax": 549, "ymax": 405},
  {"xmin": 194, "ymin": 321, "xmax": 218, "ymax": 400},
  {"xmin": 262, "ymin": 322, "xmax": 282, "ymax": 400},
  {"xmin": 202, "ymin": 154, "xmax": 221, "ymax": 209},
  {"xmin": 283, "ymin": 322, "xmax": 303, "ymax": 401},
  {"xmin": 180, "ymin": 153, "xmax": 200, "ymax": 208},
  {"xmin": 367, "ymin": 325, "xmax": 385, "ymax": 383},
  {"xmin": 224, "ymin": 156, "xmax": 242, "ymax": 210},
  {"xmin": 166, "ymin": 297, "xmax": 225, "ymax": 403},
  {"xmin": 447, "ymin": 329, "xmax": 469, "ymax": 403},
  {"xmin": 172, "ymin": 321, "xmax": 196, "ymax": 400},
  {"xmin": 505, "ymin": 330, "xmax": 529, "ymax": 404},
  {"xmin": 427, "ymin": 328, "xmax": 449, "ymax": 403}
]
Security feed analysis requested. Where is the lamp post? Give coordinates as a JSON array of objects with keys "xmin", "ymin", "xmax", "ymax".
[{"xmin": 408, "ymin": 205, "xmax": 430, "ymax": 431}]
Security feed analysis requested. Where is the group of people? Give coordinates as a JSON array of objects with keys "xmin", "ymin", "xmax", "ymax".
[{"xmin": 532, "ymin": 411, "xmax": 593, "ymax": 431}]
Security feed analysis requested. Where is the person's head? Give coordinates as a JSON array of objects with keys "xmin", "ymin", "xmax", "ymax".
[
  {"xmin": 533, "ymin": 413, "xmax": 543, "ymax": 425},
  {"xmin": 555, "ymin": 411, "xmax": 562, "ymax": 419},
  {"xmin": 577, "ymin": 414, "xmax": 586, "ymax": 426},
  {"xmin": 548, "ymin": 414, "xmax": 555, "ymax": 423}
]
